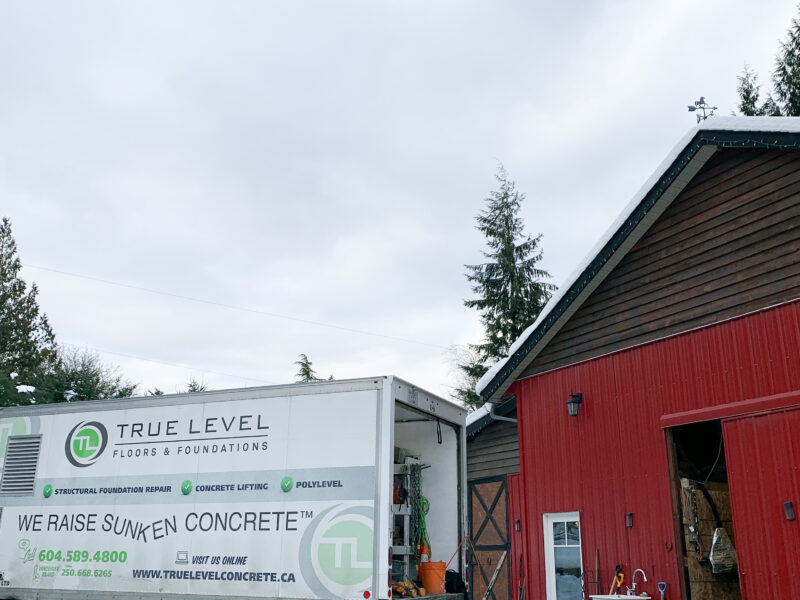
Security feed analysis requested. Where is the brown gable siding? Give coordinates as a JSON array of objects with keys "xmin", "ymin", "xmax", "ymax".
[
  {"xmin": 523, "ymin": 148, "xmax": 800, "ymax": 377},
  {"xmin": 467, "ymin": 416, "xmax": 519, "ymax": 480}
]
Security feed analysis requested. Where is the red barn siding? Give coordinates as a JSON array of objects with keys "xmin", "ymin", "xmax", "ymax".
[
  {"xmin": 507, "ymin": 473, "xmax": 527, "ymax": 600},
  {"xmin": 724, "ymin": 408, "xmax": 800, "ymax": 599},
  {"xmin": 514, "ymin": 299, "xmax": 800, "ymax": 600}
]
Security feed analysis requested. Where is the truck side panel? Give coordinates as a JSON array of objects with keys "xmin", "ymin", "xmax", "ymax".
[{"xmin": 0, "ymin": 388, "xmax": 380, "ymax": 599}]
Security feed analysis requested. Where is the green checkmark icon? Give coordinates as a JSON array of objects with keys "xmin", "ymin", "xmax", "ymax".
[
  {"xmin": 280, "ymin": 476, "xmax": 293, "ymax": 492},
  {"xmin": 181, "ymin": 480, "xmax": 193, "ymax": 495},
  {"xmin": 43, "ymin": 484, "xmax": 53, "ymax": 498}
]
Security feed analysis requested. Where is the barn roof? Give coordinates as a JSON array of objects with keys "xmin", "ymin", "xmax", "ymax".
[
  {"xmin": 477, "ymin": 116, "xmax": 800, "ymax": 401},
  {"xmin": 466, "ymin": 395, "xmax": 516, "ymax": 437}
]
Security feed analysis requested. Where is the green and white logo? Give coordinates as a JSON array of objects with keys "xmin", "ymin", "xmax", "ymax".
[
  {"xmin": 281, "ymin": 476, "xmax": 294, "ymax": 492},
  {"xmin": 181, "ymin": 480, "xmax": 193, "ymax": 495},
  {"xmin": 42, "ymin": 484, "xmax": 53, "ymax": 498},
  {"xmin": 65, "ymin": 421, "xmax": 108, "ymax": 467},
  {"xmin": 318, "ymin": 517, "xmax": 373, "ymax": 585},
  {"xmin": 299, "ymin": 504, "xmax": 374, "ymax": 598}
]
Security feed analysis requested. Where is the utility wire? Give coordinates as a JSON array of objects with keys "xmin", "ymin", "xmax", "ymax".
[
  {"xmin": 26, "ymin": 264, "xmax": 446, "ymax": 350},
  {"xmin": 62, "ymin": 341, "xmax": 277, "ymax": 386}
]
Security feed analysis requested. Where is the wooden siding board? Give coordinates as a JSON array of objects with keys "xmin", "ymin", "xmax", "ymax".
[
  {"xmin": 595, "ymin": 201, "xmax": 800, "ymax": 302},
  {"xmin": 539, "ymin": 268, "xmax": 800, "ymax": 365},
  {"xmin": 468, "ymin": 455, "xmax": 519, "ymax": 467},
  {"xmin": 550, "ymin": 254, "xmax": 800, "ymax": 350},
  {"xmin": 467, "ymin": 417, "xmax": 520, "ymax": 481},
  {"xmin": 468, "ymin": 456, "xmax": 521, "ymax": 473},
  {"xmin": 609, "ymin": 176, "xmax": 800, "ymax": 279},
  {"xmin": 666, "ymin": 148, "xmax": 788, "ymax": 196},
  {"xmin": 642, "ymin": 150, "xmax": 800, "ymax": 242},
  {"xmin": 534, "ymin": 292, "xmax": 800, "ymax": 374},
  {"xmin": 600, "ymin": 177, "xmax": 800, "ymax": 295},
  {"xmin": 469, "ymin": 439, "xmax": 519, "ymax": 456},
  {"xmin": 467, "ymin": 441, "xmax": 520, "ymax": 457},
  {"xmin": 594, "ymin": 171, "xmax": 800, "ymax": 296},
  {"xmin": 468, "ymin": 454, "xmax": 521, "ymax": 468},
  {"xmin": 582, "ymin": 221, "xmax": 800, "ymax": 313},
  {"xmin": 469, "ymin": 467, "xmax": 518, "ymax": 481},
  {"xmin": 524, "ymin": 148, "xmax": 800, "ymax": 377}
]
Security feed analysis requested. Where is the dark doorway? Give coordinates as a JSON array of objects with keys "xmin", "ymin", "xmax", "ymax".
[{"xmin": 667, "ymin": 420, "xmax": 741, "ymax": 600}]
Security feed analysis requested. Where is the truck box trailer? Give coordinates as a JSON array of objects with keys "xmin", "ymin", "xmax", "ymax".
[{"xmin": 0, "ymin": 376, "xmax": 467, "ymax": 600}]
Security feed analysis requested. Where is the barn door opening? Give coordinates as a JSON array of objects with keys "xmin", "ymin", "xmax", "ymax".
[
  {"xmin": 667, "ymin": 420, "xmax": 741, "ymax": 600},
  {"xmin": 469, "ymin": 476, "xmax": 510, "ymax": 600}
]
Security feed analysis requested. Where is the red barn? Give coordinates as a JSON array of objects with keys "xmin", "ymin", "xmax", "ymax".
[{"xmin": 477, "ymin": 117, "xmax": 800, "ymax": 600}]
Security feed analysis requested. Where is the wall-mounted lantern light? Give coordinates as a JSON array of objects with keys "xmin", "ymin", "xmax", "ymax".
[
  {"xmin": 566, "ymin": 392, "xmax": 583, "ymax": 417},
  {"xmin": 626, "ymin": 512, "xmax": 634, "ymax": 528}
]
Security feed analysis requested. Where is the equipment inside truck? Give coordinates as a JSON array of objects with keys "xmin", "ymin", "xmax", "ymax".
[{"xmin": 391, "ymin": 400, "xmax": 462, "ymax": 597}]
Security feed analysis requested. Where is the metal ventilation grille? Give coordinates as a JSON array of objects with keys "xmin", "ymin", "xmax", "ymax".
[{"xmin": 0, "ymin": 435, "xmax": 42, "ymax": 495}]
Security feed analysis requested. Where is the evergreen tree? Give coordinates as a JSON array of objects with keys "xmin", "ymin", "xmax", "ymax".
[
  {"xmin": 185, "ymin": 377, "xmax": 207, "ymax": 393},
  {"xmin": 450, "ymin": 345, "xmax": 487, "ymax": 409},
  {"xmin": 0, "ymin": 217, "xmax": 58, "ymax": 406},
  {"xmin": 294, "ymin": 354, "xmax": 320, "ymax": 382},
  {"xmin": 737, "ymin": 65, "xmax": 768, "ymax": 116},
  {"xmin": 737, "ymin": 7, "xmax": 800, "ymax": 116},
  {"xmin": 39, "ymin": 346, "xmax": 137, "ymax": 403},
  {"xmin": 0, "ymin": 217, "xmax": 137, "ymax": 405},
  {"xmin": 774, "ymin": 10, "xmax": 800, "ymax": 116},
  {"xmin": 147, "ymin": 387, "xmax": 165, "ymax": 396},
  {"xmin": 455, "ymin": 167, "xmax": 555, "ymax": 409}
]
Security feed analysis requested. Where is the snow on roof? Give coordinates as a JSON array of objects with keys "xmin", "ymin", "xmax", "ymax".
[
  {"xmin": 476, "ymin": 116, "xmax": 800, "ymax": 398},
  {"xmin": 466, "ymin": 402, "xmax": 491, "ymax": 427}
]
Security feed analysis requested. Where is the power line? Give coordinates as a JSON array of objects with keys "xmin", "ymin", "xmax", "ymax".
[
  {"xmin": 25, "ymin": 264, "xmax": 447, "ymax": 349},
  {"xmin": 61, "ymin": 340, "xmax": 277, "ymax": 386}
]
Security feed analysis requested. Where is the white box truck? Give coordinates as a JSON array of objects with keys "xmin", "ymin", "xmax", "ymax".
[{"xmin": 0, "ymin": 376, "xmax": 467, "ymax": 600}]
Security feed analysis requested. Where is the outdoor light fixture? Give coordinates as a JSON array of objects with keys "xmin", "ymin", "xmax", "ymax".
[
  {"xmin": 566, "ymin": 392, "xmax": 582, "ymax": 417},
  {"xmin": 626, "ymin": 512, "xmax": 634, "ymax": 528}
]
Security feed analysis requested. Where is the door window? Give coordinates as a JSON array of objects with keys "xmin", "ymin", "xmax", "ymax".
[{"xmin": 543, "ymin": 512, "xmax": 582, "ymax": 600}]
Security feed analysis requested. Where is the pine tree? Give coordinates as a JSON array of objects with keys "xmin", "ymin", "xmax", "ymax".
[
  {"xmin": 185, "ymin": 377, "xmax": 207, "ymax": 393},
  {"xmin": 455, "ymin": 167, "xmax": 555, "ymax": 409},
  {"xmin": 737, "ymin": 65, "xmax": 767, "ymax": 116},
  {"xmin": 774, "ymin": 10, "xmax": 800, "ymax": 116},
  {"xmin": 737, "ymin": 8, "xmax": 800, "ymax": 116},
  {"xmin": 294, "ymin": 354, "xmax": 320, "ymax": 382},
  {"xmin": 450, "ymin": 345, "xmax": 488, "ymax": 408},
  {"xmin": 0, "ymin": 217, "xmax": 58, "ymax": 406}
]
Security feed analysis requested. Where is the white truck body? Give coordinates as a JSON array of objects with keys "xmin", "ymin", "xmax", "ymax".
[{"xmin": 0, "ymin": 376, "xmax": 467, "ymax": 600}]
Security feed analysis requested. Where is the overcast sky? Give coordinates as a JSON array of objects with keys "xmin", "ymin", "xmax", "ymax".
[{"xmin": 1, "ymin": 1, "xmax": 796, "ymax": 401}]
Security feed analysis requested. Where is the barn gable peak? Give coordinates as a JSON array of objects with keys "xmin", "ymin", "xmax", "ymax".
[{"xmin": 478, "ymin": 117, "xmax": 800, "ymax": 401}]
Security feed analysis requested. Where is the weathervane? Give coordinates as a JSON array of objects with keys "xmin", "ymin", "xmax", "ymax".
[{"xmin": 687, "ymin": 97, "xmax": 717, "ymax": 123}]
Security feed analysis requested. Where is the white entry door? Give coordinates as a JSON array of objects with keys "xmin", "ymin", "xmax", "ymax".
[{"xmin": 543, "ymin": 512, "xmax": 583, "ymax": 600}]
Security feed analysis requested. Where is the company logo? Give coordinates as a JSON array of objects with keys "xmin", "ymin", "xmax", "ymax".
[
  {"xmin": 65, "ymin": 421, "xmax": 108, "ymax": 467},
  {"xmin": 318, "ymin": 517, "xmax": 373, "ymax": 585},
  {"xmin": 299, "ymin": 504, "xmax": 374, "ymax": 597}
]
